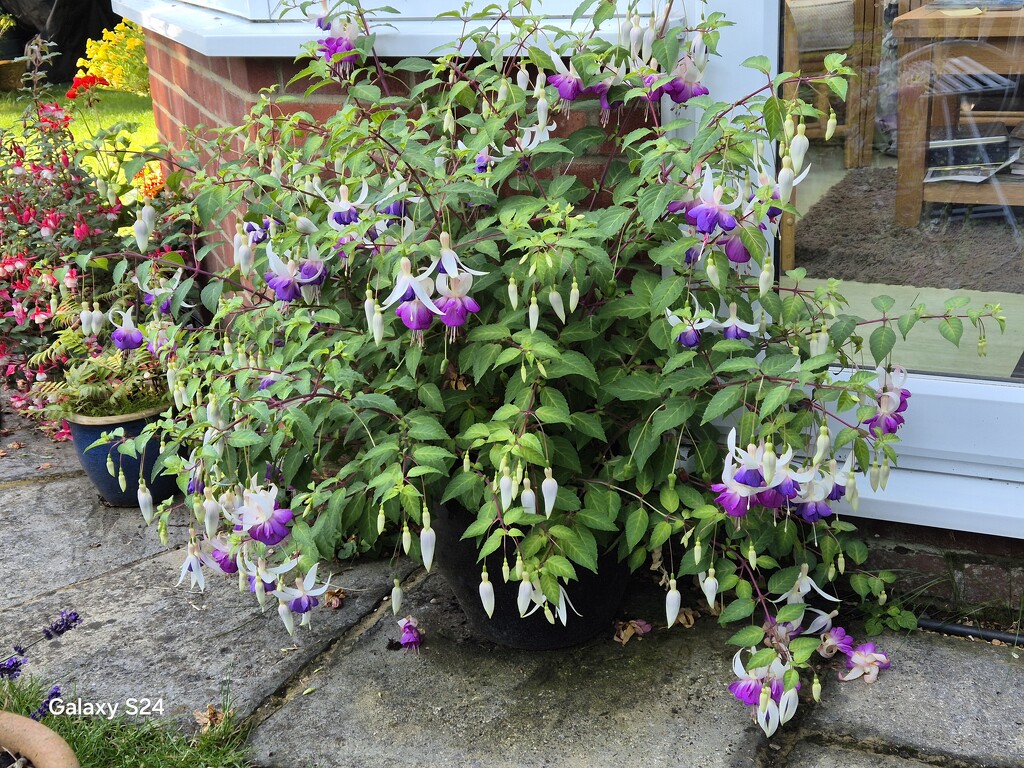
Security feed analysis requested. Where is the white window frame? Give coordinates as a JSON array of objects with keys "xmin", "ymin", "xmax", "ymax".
[{"xmin": 118, "ymin": 0, "xmax": 1024, "ymax": 538}]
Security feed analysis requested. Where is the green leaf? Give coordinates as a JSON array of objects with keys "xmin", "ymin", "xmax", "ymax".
[
  {"xmin": 760, "ymin": 354, "xmax": 798, "ymax": 377},
  {"xmin": 406, "ymin": 414, "xmax": 449, "ymax": 441},
  {"xmin": 201, "ymin": 280, "xmax": 223, "ymax": 313},
  {"xmin": 652, "ymin": 397, "xmax": 697, "ymax": 435},
  {"xmin": 442, "ymin": 472, "xmax": 482, "ymax": 504},
  {"xmin": 718, "ymin": 597, "xmax": 756, "ymax": 624},
  {"xmin": 775, "ymin": 603, "xmax": 806, "ymax": 625},
  {"xmin": 625, "ymin": 506, "xmax": 649, "ymax": 550},
  {"xmin": 544, "ymin": 554, "xmax": 577, "ymax": 580},
  {"xmin": 727, "ymin": 625, "xmax": 766, "ymax": 647},
  {"xmin": 606, "ymin": 372, "xmax": 662, "ymax": 401},
  {"xmin": 762, "ymin": 96, "xmax": 785, "ymax": 139},
  {"xmin": 789, "ymin": 636, "xmax": 822, "ymax": 664},
  {"xmin": 741, "ymin": 55, "xmax": 772, "ymax": 73},
  {"xmin": 701, "ymin": 385, "xmax": 745, "ymax": 425},
  {"xmin": 938, "ymin": 316, "xmax": 964, "ymax": 347},
  {"xmin": 759, "ymin": 384, "xmax": 792, "ymax": 417},
  {"xmin": 546, "ymin": 351, "xmax": 599, "ymax": 383},
  {"xmin": 845, "ymin": 538, "xmax": 869, "ymax": 565},
  {"xmin": 479, "ymin": 529, "xmax": 505, "ymax": 559},
  {"xmin": 897, "ymin": 312, "xmax": 919, "ymax": 340},
  {"xmin": 871, "ymin": 295, "xmax": 896, "ymax": 313},
  {"xmin": 226, "ymin": 429, "xmax": 264, "ymax": 448},
  {"xmin": 869, "ymin": 325, "xmax": 897, "ymax": 365},
  {"xmin": 550, "ymin": 524, "xmax": 598, "ymax": 572},
  {"xmin": 419, "ymin": 383, "xmax": 445, "ymax": 413},
  {"xmin": 649, "ymin": 520, "xmax": 673, "ymax": 549}
]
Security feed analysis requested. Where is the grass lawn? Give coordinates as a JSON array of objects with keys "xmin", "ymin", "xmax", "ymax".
[
  {"xmin": 0, "ymin": 86, "xmax": 157, "ymax": 149},
  {"xmin": 2, "ymin": 677, "xmax": 254, "ymax": 768}
]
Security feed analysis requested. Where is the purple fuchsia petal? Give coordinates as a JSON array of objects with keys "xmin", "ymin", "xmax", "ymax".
[
  {"xmin": 723, "ymin": 325, "xmax": 750, "ymax": 341},
  {"xmin": 249, "ymin": 575, "xmax": 275, "ymax": 594},
  {"xmin": 728, "ymin": 678, "xmax": 761, "ymax": 706},
  {"xmin": 290, "ymin": 594, "xmax": 319, "ymax": 613},
  {"xmin": 676, "ymin": 327, "xmax": 701, "ymax": 348},
  {"xmin": 733, "ymin": 467, "xmax": 766, "ymax": 487},
  {"xmin": 827, "ymin": 481, "xmax": 846, "ymax": 501},
  {"xmin": 688, "ymin": 203, "xmax": 719, "ymax": 234},
  {"xmin": 264, "ymin": 272, "xmax": 302, "ymax": 303},
  {"xmin": 111, "ymin": 327, "xmax": 144, "ymax": 350},
  {"xmin": 775, "ymin": 476, "xmax": 801, "ymax": 499},
  {"xmin": 396, "ymin": 300, "xmax": 434, "ymax": 331},
  {"xmin": 756, "ymin": 487, "xmax": 785, "ymax": 509},
  {"xmin": 298, "ymin": 259, "xmax": 326, "ymax": 285},
  {"xmin": 248, "ymin": 507, "xmax": 294, "ymax": 546},
  {"xmin": 712, "ymin": 482, "xmax": 749, "ymax": 518},
  {"xmin": 549, "ymin": 73, "xmax": 583, "ymax": 101},
  {"xmin": 796, "ymin": 500, "xmax": 831, "ymax": 523},
  {"xmin": 211, "ymin": 547, "xmax": 238, "ymax": 574},
  {"xmin": 724, "ymin": 235, "xmax": 751, "ymax": 263},
  {"xmin": 717, "ymin": 210, "xmax": 738, "ymax": 231}
]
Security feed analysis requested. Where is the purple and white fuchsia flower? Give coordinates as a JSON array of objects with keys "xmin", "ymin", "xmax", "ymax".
[
  {"xmin": 398, "ymin": 616, "xmax": 423, "ymax": 651},
  {"xmin": 263, "ymin": 242, "xmax": 304, "ymax": 303},
  {"xmin": 317, "ymin": 19, "xmax": 359, "ymax": 71},
  {"xmin": 864, "ymin": 366, "xmax": 911, "ymax": 436},
  {"xmin": 720, "ymin": 303, "xmax": 760, "ymax": 341},
  {"xmin": 818, "ymin": 626, "xmax": 855, "ymax": 658},
  {"xmin": 435, "ymin": 273, "xmax": 480, "ymax": 339},
  {"xmin": 243, "ymin": 556, "xmax": 298, "ymax": 608},
  {"xmin": 549, "ymin": 55, "xmax": 583, "ymax": 110},
  {"xmin": 687, "ymin": 169, "xmax": 742, "ymax": 235},
  {"xmin": 109, "ymin": 307, "xmax": 144, "ymax": 351},
  {"xmin": 840, "ymin": 642, "xmax": 891, "ymax": 683},
  {"xmin": 244, "ymin": 216, "xmax": 272, "ymax": 246},
  {"xmin": 325, "ymin": 180, "xmax": 368, "ymax": 229},
  {"xmin": 428, "ymin": 232, "xmax": 487, "ymax": 278},
  {"xmin": 237, "ymin": 484, "xmax": 294, "ymax": 545},
  {"xmin": 665, "ymin": 303, "xmax": 716, "ymax": 349},
  {"xmin": 729, "ymin": 650, "xmax": 800, "ymax": 736},
  {"xmin": 274, "ymin": 563, "xmax": 331, "ymax": 631}
]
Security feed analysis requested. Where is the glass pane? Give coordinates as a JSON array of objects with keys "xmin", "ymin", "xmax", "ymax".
[{"xmin": 782, "ymin": 0, "xmax": 1024, "ymax": 380}]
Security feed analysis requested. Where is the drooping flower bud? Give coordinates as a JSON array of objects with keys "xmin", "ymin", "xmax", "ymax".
[
  {"xmin": 706, "ymin": 260, "xmax": 721, "ymax": 291},
  {"xmin": 499, "ymin": 466, "xmax": 515, "ymax": 510},
  {"xmin": 377, "ymin": 505, "xmax": 386, "ymax": 534},
  {"xmin": 784, "ymin": 113, "xmax": 796, "ymax": 142},
  {"xmin": 521, "ymin": 478, "xmax": 536, "ymax": 514},
  {"xmin": 541, "ymin": 468, "xmax": 558, "ymax": 518},
  {"xmin": 421, "ymin": 524, "xmax": 435, "ymax": 572},
  {"xmin": 549, "ymin": 288, "xmax": 565, "ymax": 323},
  {"xmin": 516, "ymin": 63, "xmax": 529, "ymax": 91},
  {"xmin": 372, "ymin": 306, "xmax": 384, "ymax": 345},
  {"xmin": 666, "ymin": 578, "xmax": 681, "ymax": 628},
  {"xmin": 763, "ymin": 442, "xmax": 777, "ymax": 486},
  {"xmin": 700, "ymin": 567, "xmax": 718, "ymax": 609},
  {"xmin": 90, "ymin": 302, "xmax": 105, "ymax": 334},
  {"xmin": 693, "ymin": 538, "xmax": 702, "ymax": 565},
  {"xmin": 402, "ymin": 524, "xmax": 412, "ymax": 554},
  {"xmin": 278, "ymin": 599, "xmax": 295, "ymax": 635},
  {"xmin": 778, "ymin": 156, "xmax": 795, "ymax": 204},
  {"xmin": 391, "ymin": 578, "xmax": 403, "ymax": 614},
  {"xmin": 508, "ymin": 277, "xmax": 519, "ymax": 310},
  {"xmin": 236, "ymin": 244, "xmax": 253, "ymax": 275},
  {"xmin": 569, "ymin": 279, "xmax": 580, "ymax": 312},
  {"xmin": 138, "ymin": 481, "xmax": 154, "ymax": 525},
  {"xmin": 133, "ymin": 218, "xmax": 151, "ymax": 253},
  {"xmin": 502, "ymin": 557, "xmax": 511, "ymax": 583},
  {"xmin": 363, "ymin": 289, "xmax": 375, "ymax": 328},
  {"xmin": 813, "ymin": 425, "xmax": 830, "ymax": 465},
  {"xmin": 825, "ymin": 110, "xmax": 837, "ymax": 141},
  {"xmin": 79, "ymin": 302, "xmax": 93, "ymax": 335},
  {"xmin": 517, "ymin": 573, "xmax": 534, "ymax": 616},
  {"xmin": 141, "ymin": 203, "xmax": 157, "ymax": 231},
  {"xmin": 759, "ymin": 261, "xmax": 773, "ymax": 298},
  {"xmin": 203, "ymin": 488, "xmax": 222, "ymax": 539},
  {"xmin": 790, "ymin": 123, "xmax": 809, "ymax": 174},
  {"xmin": 747, "ymin": 541, "xmax": 757, "ymax": 571},
  {"xmin": 528, "ymin": 294, "xmax": 539, "ymax": 332},
  {"xmin": 479, "ymin": 568, "xmax": 495, "ymax": 618},
  {"xmin": 118, "ymin": 468, "xmax": 127, "ymax": 493},
  {"xmin": 812, "ymin": 674, "xmax": 822, "ymax": 702},
  {"xmin": 870, "ymin": 460, "xmax": 881, "ymax": 492},
  {"xmin": 837, "ymin": 551, "xmax": 846, "ymax": 575},
  {"xmin": 879, "ymin": 462, "xmax": 890, "ymax": 490},
  {"xmin": 514, "ymin": 553, "xmax": 524, "ymax": 580},
  {"xmin": 878, "ymin": 589, "xmax": 888, "ymax": 606},
  {"xmin": 463, "ymin": 452, "xmax": 471, "ymax": 473}
]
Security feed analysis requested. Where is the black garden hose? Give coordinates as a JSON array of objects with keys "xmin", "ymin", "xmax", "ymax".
[{"xmin": 917, "ymin": 617, "xmax": 1023, "ymax": 646}]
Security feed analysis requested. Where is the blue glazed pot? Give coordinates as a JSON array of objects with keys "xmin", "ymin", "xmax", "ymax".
[{"xmin": 66, "ymin": 406, "xmax": 178, "ymax": 507}]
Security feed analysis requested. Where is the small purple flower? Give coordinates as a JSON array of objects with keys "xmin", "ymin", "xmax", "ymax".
[
  {"xmin": 318, "ymin": 34, "xmax": 356, "ymax": 67},
  {"xmin": 827, "ymin": 479, "xmax": 847, "ymax": 501},
  {"xmin": 144, "ymin": 292, "xmax": 173, "ymax": 314},
  {"xmin": 840, "ymin": 642, "xmax": 891, "ymax": 683},
  {"xmin": 549, "ymin": 72, "xmax": 583, "ymax": 104},
  {"xmin": 722, "ymin": 324, "xmax": 750, "ymax": 341},
  {"xmin": 210, "ymin": 545, "xmax": 238, "ymax": 574},
  {"xmin": 435, "ymin": 274, "xmax": 480, "ymax": 332},
  {"xmin": 42, "ymin": 610, "xmax": 82, "ymax": 640},
  {"xmin": 723, "ymin": 234, "xmax": 751, "ymax": 264},
  {"xmin": 0, "ymin": 655, "xmax": 26, "ymax": 680},
  {"xmin": 249, "ymin": 575, "xmax": 275, "ymax": 594},
  {"xmin": 398, "ymin": 617, "xmax": 423, "ymax": 652},
  {"xmin": 314, "ymin": 15, "xmax": 331, "ymax": 31},
  {"xmin": 733, "ymin": 466, "xmax": 765, "ymax": 487},
  {"xmin": 675, "ymin": 326, "xmax": 702, "ymax": 348},
  {"xmin": 756, "ymin": 486, "xmax": 785, "ymax": 509},
  {"xmin": 244, "ymin": 217, "xmax": 271, "ymax": 246},
  {"xmin": 665, "ymin": 79, "xmax": 709, "ymax": 105},
  {"xmin": 329, "ymin": 207, "xmax": 359, "ymax": 227},
  {"xmin": 264, "ymin": 270, "xmax": 302, "ymax": 303},
  {"xmin": 290, "ymin": 594, "xmax": 319, "ymax": 613},
  {"xmin": 396, "ymin": 298, "xmax": 434, "ymax": 332},
  {"xmin": 475, "ymin": 151, "xmax": 493, "ymax": 174},
  {"xmin": 687, "ymin": 202, "xmax": 737, "ymax": 235},
  {"xmin": 30, "ymin": 685, "xmax": 61, "ymax": 721},
  {"xmin": 248, "ymin": 506, "xmax": 293, "ymax": 546},
  {"xmin": 380, "ymin": 199, "xmax": 406, "ymax": 219},
  {"xmin": 642, "ymin": 73, "xmax": 668, "ymax": 102},
  {"xmin": 258, "ymin": 375, "xmax": 276, "ymax": 391},
  {"xmin": 712, "ymin": 482, "xmax": 750, "ymax": 518},
  {"xmin": 728, "ymin": 675, "xmax": 761, "ymax": 706},
  {"xmin": 796, "ymin": 499, "xmax": 831, "ymax": 524},
  {"xmin": 818, "ymin": 626, "xmax": 855, "ymax": 658},
  {"xmin": 110, "ymin": 308, "xmax": 144, "ymax": 351}
]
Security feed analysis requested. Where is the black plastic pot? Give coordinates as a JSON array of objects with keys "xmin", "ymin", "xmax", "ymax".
[
  {"xmin": 433, "ymin": 502, "xmax": 629, "ymax": 650},
  {"xmin": 66, "ymin": 406, "xmax": 177, "ymax": 507}
]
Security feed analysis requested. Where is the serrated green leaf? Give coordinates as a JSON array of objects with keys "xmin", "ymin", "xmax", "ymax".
[
  {"xmin": 701, "ymin": 385, "xmax": 745, "ymax": 425},
  {"xmin": 939, "ymin": 316, "xmax": 964, "ymax": 347},
  {"xmin": 625, "ymin": 506, "xmax": 649, "ymax": 550},
  {"xmin": 727, "ymin": 625, "xmax": 766, "ymax": 647},
  {"xmin": 719, "ymin": 597, "xmax": 756, "ymax": 624},
  {"xmin": 869, "ymin": 325, "xmax": 897, "ymax": 364}
]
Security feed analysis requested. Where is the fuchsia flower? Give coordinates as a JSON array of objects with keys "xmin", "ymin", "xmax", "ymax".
[
  {"xmin": 39, "ymin": 211, "xmax": 61, "ymax": 238},
  {"xmin": 398, "ymin": 616, "xmax": 423, "ymax": 652},
  {"xmin": 840, "ymin": 642, "xmax": 891, "ymax": 683},
  {"xmin": 237, "ymin": 485, "xmax": 294, "ymax": 545},
  {"xmin": 109, "ymin": 308, "xmax": 144, "ymax": 350},
  {"xmin": 864, "ymin": 366, "xmax": 911, "ymax": 435},
  {"xmin": 435, "ymin": 273, "xmax": 480, "ymax": 337},
  {"xmin": 687, "ymin": 169, "xmax": 741, "ymax": 235},
  {"xmin": 818, "ymin": 626, "xmax": 855, "ymax": 658}
]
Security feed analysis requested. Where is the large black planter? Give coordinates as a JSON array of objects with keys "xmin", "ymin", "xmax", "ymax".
[
  {"xmin": 433, "ymin": 503, "xmax": 629, "ymax": 650},
  {"xmin": 66, "ymin": 406, "xmax": 177, "ymax": 507}
]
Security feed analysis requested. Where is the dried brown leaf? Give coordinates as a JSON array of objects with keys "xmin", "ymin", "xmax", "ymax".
[
  {"xmin": 325, "ymin": 588, "xmax": 346, "ymax": 609},
  {"xmin": 193, "ymin": 704, "xmax": 227, "ymax": 733}
]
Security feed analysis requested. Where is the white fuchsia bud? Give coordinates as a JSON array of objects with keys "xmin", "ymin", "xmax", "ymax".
[
  {"xmin": 138, "ymin": 481, "xmax": 154, "ymax": 525},
  {"xmin": 693, "ymin": 538, "xmax": 702, "ymax": 565},
  {"xmin": 837, "ymin": 551, "xmax": 847, "ymax": 575},
  {"xmin": 541, "ymin": 468, "xmax": 558, "ymax": 518},
  {"xmin": 479, "ymin": 569, "xmax": 495, "ymax": 618},
  {"xmin": 747, "ymin": 541, "xmax": 757, "ymax": 571},
  {"xmin": 293, "ymin": 215, "xmax": 317, "ymax": 235},
  {"xmin": 700, "ymin": 567, "xmax": 719, "ymax": 609},
  {"xmin": 79, "ymin": 302, "xmax": 93, "ymax": 335},
  {"xmin": 49, "ymin": 293, "xmax": 58, "ymax": 314},
  {"xmin": 521, "ymin": 478, "xmax": 536, "ymax": 514},
  {"xmin": 812, "ymin": 674, "xmax": 822, "ymax": 702},
  {"xmin": 496, "ymin": 79, "xmax": 509, "ymax": 107},
  {"xmin": 847, "ymin": 476, "xmax": 859, "ymax": 511},
  {"xmin": 377, "ymin": 506, "xmax": 386, "ymax": 534},
  {"xmin": 236, "ymin": 244, "xmax": 253, "ymax": 275},
  {"xmin": 666, "ymin": 578, "xmax": 681, "ymax": 628},
  {"xmin": 825, "ymin": 110, "xmax": 837, "ymax": 141},
  {"xmin": 508, "ymin": 277, "xmax": 518, "ymax": 310},
  {"xmin": 514, "ymin": 553, "xmax": 524, "ymax": 581},
  {"xmin": 569, "ymin": 279, "xmax": 580, "ymax": 312},
  {"xmin": 118, "ymin": 468, "xmax": 127, "ymax": 493},
  {"xmin": 501, "ymin": 557, "xmax": 511, "ymax": 583},
  {"xmin": 133, "ymin": 218, "xmax": 151, "ymax": 252},
  {"xmin": 758, "ymin": 683, "xmax": 772, "ymax": 714},
  {"xmin": 363, "ymin": 289, "xmax": 375, "ymax": 328},
  {"xmin": 420, "ymin": 524, "xmax": 436, "ymax": 572},
  {"xmin": 90, "ymin": 303, "xmax": 105, "ymax": 334},
  {"xmin": 391, "ymin": 579, "xmax": 403, "ymax": 615},
  {"xmin": 759, "ymin": 262, "xmax": 773, "ymax": 298},
  {"xmin": 278, "ymin": 599, "xmax": 295, "ymax": 636},
  {"xmin": 549, "ymin": 288, "xmax": 565, "ymax": 323},
  {"xmin": 784, "ymin": 114, "xmax": 796, "ymax": 142},
  {"xmin": 372, "ymin": 306, "xmax": 384, "ymax": 345},
  {"xmin": 790, "ymin": 124, "xmax": 809, "ymax": 175},
  {"xmin": 499, "ymin": 466, "xmax": 515, "ymax": 510},
  {"xmin": 141, "ymin": 203, "xmax": 157, "ymax": 231},
  {"xmin": 813, "ymin": 425, "xmax": 830, "ymax": 465},
  {"xmin": 517, "ymin": 573, "xmax": 534, "ymax": 616},
  {"xmin": 870, "ymin": 460, "xmax": 881, "ymax": 492},
  {"xmin": 879, "ymin": 462, "xmax": 890, "ymax": 490},
  {"xmin": 778, "ymin": 156, "xmax": 795, "ymax": 204},
  {"xmin": 516, "ymin": 63, "xmax": 529, "ymax": 91},
  {"xmin": 878, "ymin": 589, "xmax": 888, "ymax": 606},
  {"xmin": 528, "ymin": 295, "xmax": 539, "ymax": 331},
  {"xmin": 763, "ymin": 442, "xmax": 777, "ymax": 486},
  {"xmin": 706, "ymin": 260, "xmax": 721, "ymax": 291},
  {"xmin": 402, "ymin": 524, "xmax": 412, "ymax": 554}
]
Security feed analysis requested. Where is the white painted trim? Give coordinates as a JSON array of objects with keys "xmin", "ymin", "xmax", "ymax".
[{"xmin": 113, "ymin": 0, "xmax": 629, "ymax": 57}]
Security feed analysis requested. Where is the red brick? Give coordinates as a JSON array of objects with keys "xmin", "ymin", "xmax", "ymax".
[
  {"xmin": 209, "ymin": 56, "xmax": 231, "ymax": 82},
  {"xmin": 228, "ymin": 58, "xmax": 280, "ymax": 94},
  {"xmin": 272, "ymin": 100, "xmax": 342, "ymax": 125},
  {"xmin": 960, "ymin": 563, "xmax": 1024, "ymax": 608}
]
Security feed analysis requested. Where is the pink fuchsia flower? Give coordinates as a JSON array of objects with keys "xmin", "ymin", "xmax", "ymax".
[
  {"xmin": 39, "ymin": 211, "xmax": 62, "ymax": 238},
  {"xmin": 398, "ymin": 616, "xmax": 423, "ymax": 652},
  {"xmin": 840, "ymin": 642, "xmax": 891, "ymax": 682}
]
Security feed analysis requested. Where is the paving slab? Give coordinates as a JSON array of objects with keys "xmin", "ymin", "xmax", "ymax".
[
  {"xmin": 786, "ymin": 743, "xmax": 934, "ymax": 768},
  {"xmin": 249, "ymin": 573, "xmax": 761, "ymax": 768},
  {"xmin": 804, "ymin": 629, "xmax": 1024, "ymax": 767},
  {"xmin": 0, "ymin": 475, "xmax": 189, "ymax": 604},
  {"xmin": 0, "ymin": 554, "xmax": 415, "ymax": 724},
  {"xmin": 0, "ymin": 410, "xmax": 81, "ymax": 482}
]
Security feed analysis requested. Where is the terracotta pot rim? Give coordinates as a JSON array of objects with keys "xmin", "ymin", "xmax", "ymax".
[
  {"xmin": 0, "ymin": 711, "xmax": 79, "ymax": 768},
  {"xmin": 65, "ymin": 404, "xmax": 168, "ymax": 427}
]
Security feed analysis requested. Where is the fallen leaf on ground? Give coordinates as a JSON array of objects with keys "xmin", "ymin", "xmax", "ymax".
[
  {"xmin": 324, "ymin": 588, "xmax": 346, "ymax": 609},
  {"xmin": 37, "ymin": 462, "xmax": 54, "ymax": 470},
  {"xmin": 194, "ymin": 704, "xmax": 228, "ymax": 732},
  {"xmin": 673, "ymin": 607, "xmax": 699, "ymax": 629},
  {"xmin": 614, "ymin": 619, "xmax": 653, "ymax": 645},
  {"xmin": 7, "ymin": 442, "xmax": 24, "ymax": 450}
]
